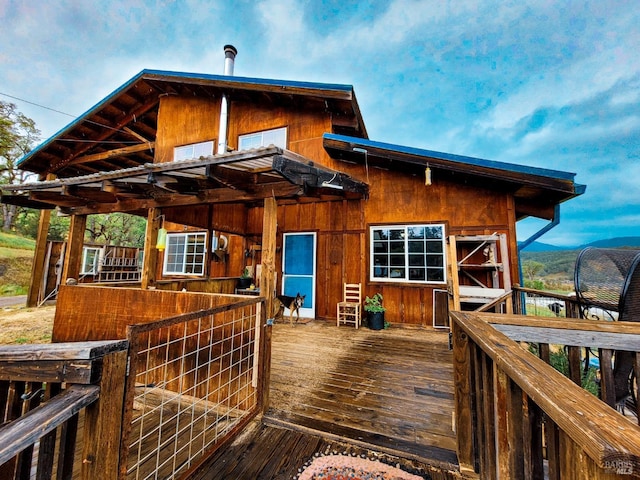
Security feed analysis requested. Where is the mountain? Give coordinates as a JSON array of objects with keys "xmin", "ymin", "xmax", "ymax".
[
  {"xmin": 581, "ymin": 236, "xmax": 640, "ymax": 249},
  {"xmin": 520, "ymin": 237, "xmax": 640, "ymax": 252}
]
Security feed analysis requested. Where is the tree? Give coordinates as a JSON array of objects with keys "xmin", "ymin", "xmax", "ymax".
[
  {"xmin": 85, "ymin": 213, "xmax": 146, "ymax": 248},
  {"xmin": 522, "ymin": 260, "xmax": 545, "ymax": 281},
  {"xmin": 0, "ymin": 100, "xmax": 40, "ymax": 231}
]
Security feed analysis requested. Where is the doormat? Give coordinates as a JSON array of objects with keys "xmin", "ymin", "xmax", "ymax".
[{"xmin": 296, "ymin": 454, "xmax": 425, "ymax": 480}]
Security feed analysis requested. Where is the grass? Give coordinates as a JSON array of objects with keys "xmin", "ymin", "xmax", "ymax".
[
  {"xmin": 0, "ymin": 231, "xmax": 36, "ymax": 250},
  {"xmin": 0, "ymin": 305, "xmax": 55, "ymax": 344},
  {"xmin": 0, "ymin": 232, "xmax": 35, "ymax": 297}
]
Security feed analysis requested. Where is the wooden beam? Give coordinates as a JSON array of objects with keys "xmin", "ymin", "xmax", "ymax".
[
  {"xmin": 141, "ymin": 208, "xmax": 161, "ymax": 289},
  {"xmin": 27, "ymin": 209, "xmax": 51, "ymax": 307},
  {"xmin": 123, "ymin": 127, "xmax": 151, "ymax": 143},
  {"xmin": 63, "ymin": 183, "xmax": 302, "ymax": 215},
  {"xmin": 61, "ymin": 214, "xmax": 87, "ymax": 283},
  {"xmin": 260, "ymin": 197, "xmax": 277, "ymax": 414},
  {"xmin": 68, "ymin": 142, "xmax": 155, "ymax": 166}
]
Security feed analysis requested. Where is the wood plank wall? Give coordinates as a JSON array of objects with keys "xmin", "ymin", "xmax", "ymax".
[{"xmin": 52, "ymin": 285, "xmax": 240, "ymax": 342}]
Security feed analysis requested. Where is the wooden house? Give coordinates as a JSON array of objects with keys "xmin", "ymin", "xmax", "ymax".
[
  {"xmin": 10, "ymin": 48, "xmax": 640, "ymax": 480},
  {"xmin": 2, "ymin": 45, "xmax": 584, "ymax": 325}
]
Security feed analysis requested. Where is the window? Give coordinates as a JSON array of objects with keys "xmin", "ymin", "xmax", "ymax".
[
  {"xmin": 238, "ymin": 127, "xmax": 287, "ymax": 150},
  {"xmin": 370, "ymin": 224, "xmax": 446, "ymax": 283},
  {"xmin": 81, "ymin": 247, "xmax": 102, "ymax": 275},
  {"xmin": 173, "ymin": 141, "xmax": 214, "ymax": 161},
  {"xmin": 163, "ymin": 232, "xmax": 207, "ymax": 275}
]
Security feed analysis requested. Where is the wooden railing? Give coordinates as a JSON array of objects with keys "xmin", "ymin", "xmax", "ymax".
[
  {"xmin": 451, "ymin": 311, "xmax": 640, "ymax": 479},
  {"xmin": 0, "ymin": 340, "xmax": 128, "ymax": 480}
]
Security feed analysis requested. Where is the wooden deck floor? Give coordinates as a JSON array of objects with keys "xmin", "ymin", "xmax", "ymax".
[{"xmin": 196, "ymin": 321, "xmax": 461, "ymax": 479}]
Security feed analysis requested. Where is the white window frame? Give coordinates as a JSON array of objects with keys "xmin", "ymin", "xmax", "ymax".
[
  {"xmin": 370, "ymin": 224, "xmax": 446, "ymax": 284},
  {"xmin": 238, "ymin": 127, "xmax": 287, "ymax": 150},
  {"xmin": 81, "ymin": 247, "xmax": 102, "ymax": 275},
  {"xmin": 173, "ymin": 140, "xmax": 214, "ymax": 162},
  {"xmin": 163, "ymin": 232, "xmax": 208, "ymax": 276}
]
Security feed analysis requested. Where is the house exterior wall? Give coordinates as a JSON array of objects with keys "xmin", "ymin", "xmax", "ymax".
[{"xmin": 153, "ymin": 94, "xmax": 518, "ymax": 326}]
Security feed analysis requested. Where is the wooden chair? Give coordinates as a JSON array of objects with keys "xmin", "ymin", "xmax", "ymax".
[{"xmin": 337, "ymin": 283, "xmax": 361, "ymax": 328}]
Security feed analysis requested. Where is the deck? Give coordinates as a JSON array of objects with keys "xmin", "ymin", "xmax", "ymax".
[{"xmin": 195, "ymin": 320, "xmax": 460, "ymax": 479}]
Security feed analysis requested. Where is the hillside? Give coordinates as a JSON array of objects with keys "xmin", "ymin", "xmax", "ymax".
[
  {"xmin": 0, "ymin": 232, "xmax": 35, "ymax": 296},
  {"xmin": 520, "ymin": 237, "xmax": 640, "ymax": 290}
]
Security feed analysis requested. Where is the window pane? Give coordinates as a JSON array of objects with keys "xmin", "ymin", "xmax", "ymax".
[
  {"xmin": 239, "ymin": 127, "xmax": 287, "ymax": 150},
  {"xmin": 409, "ymin": 254, "xmax": 425, "ymax": 266},
  {"xmin": 373, "ymin": 241, "xmax": 388, "ymax": 254},
  {"xmin": 390, "ymin": 255, "xmax": 405, "ymax": 267},
  {"xmin": 427, "ymin": 269, "xmax": 445, "ymax": 282},
  {"xmin": 427, "ymin": 241, "xmax": 443, "ymax": 253},
  {"xmin": 164, "ymin": 233, "xmax": 206, "ymax": 276},
  {"xmin": 174, "ymin": 141, "xmax": 213, "ymax": 161},
  {"xmin": 409, "ymin": 268, "xmax": 426, "ymax": 281},
  {"xmin": 284, "ymin": 234, "xmax": 314, "ymax": 275},
  {"xmin": 408, "ymin": 240, "xmax": 424, "ymax": 253},
  {"xmin": 408, "ymin": 227, "xmax": 425, "ymax": 239}
]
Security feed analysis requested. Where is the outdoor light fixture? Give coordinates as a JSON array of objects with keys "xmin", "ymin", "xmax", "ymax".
[
  {"xmin": 156, "ymin": 228, "xmax": 167, "ymax": 251},
  {"xmin": 155, "ymin": 214, "xmax": 167, "ymax": 250},
  {"xmin": 425, "ymin": 165, "xmax": 432, "ymax": 186}
]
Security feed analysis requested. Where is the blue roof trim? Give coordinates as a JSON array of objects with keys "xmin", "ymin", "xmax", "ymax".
[
  {"xmin": 324, "ymin": 133, "xmax": 578, "ymax": 182},
  {"xmin": 19, "ymin": 70, "xmax": 356, "ymax": 167},
  {"xmin": 139, "ymin": 69, "xmax": 355, "ymax": 93}
]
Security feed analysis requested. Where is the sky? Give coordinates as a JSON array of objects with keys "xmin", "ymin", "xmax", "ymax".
[{"xmin": 0, "ymin": 0, "xmax": 638, "ymax": 247}]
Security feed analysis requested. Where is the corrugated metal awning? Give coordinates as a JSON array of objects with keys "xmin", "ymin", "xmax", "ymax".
[{"xmin": 2, "ymin": 146, "xmax": 369, "ymax": 215}]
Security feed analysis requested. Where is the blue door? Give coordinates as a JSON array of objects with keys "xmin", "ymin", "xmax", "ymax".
[{"xmin": 282, "ymin": 233, "xmax": 316, "ymax": 318}]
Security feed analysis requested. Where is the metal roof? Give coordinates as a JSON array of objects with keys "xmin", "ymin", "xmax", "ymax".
[{"xmin": 323, "ymin": 133, "xmax": 586, "ymax": 221}]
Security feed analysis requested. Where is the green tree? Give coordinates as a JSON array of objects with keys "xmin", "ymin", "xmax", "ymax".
[
  {"xmin": 522, "ymin": 260, "xmax": 545, "ymax": 281},
  {"xmin": 85, "ymin": 213, "xmax": 146, "ymax": 248},
  {"xmin": 0, "ymin": 100, "xmax": 40, "ymax": 231}
]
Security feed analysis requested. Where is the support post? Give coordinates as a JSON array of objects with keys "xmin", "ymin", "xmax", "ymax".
[
  {"xmin": 260, "ymin": 197, "xmax": 277, "ymax": 414},
  {"xmin": 61, "ymin": 214, "xmax": 87, "ymax": 284},
  {"xmin": 27, "ymin": 209, "xmax": 51, "ymax": 307},
  {"xmin": 81, "ymin": 348, "xmax": 128, "ymax": 480},
  {"xmin": 141, "ymin": 208, "xmax": 161, "ymax": 289}
]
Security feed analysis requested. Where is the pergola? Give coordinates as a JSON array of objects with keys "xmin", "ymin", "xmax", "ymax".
[{"xmin": 1, "ymin": 146, "xmax": 369, "ymax": 308}]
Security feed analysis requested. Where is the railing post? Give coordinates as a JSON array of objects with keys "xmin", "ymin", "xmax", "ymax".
[
  {"xmin": 81, "ymin": 347, "xmax": 128, "ymax": 480},
  {"xmin": 451, "ymin": 319, "xmax": 476, "ymax": 475}
]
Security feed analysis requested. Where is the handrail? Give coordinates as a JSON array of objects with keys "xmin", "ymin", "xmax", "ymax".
[
  {"xmin": 0, "ymin": 384, "xmax": 99, "ymax": 465},
  {"xmin": 451, "ymin": 310, "xmax": 640, "ymax": 477},
  {"xmin": 0, "ymin": 339, "xmax": 129, "ymax": 480}
]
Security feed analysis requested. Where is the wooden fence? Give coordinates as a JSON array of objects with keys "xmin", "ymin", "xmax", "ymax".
[
  {"xmin": 0, "ymin": 340, "xmax": 128, "ymax": 480},
  {"xmin": 451, "ymin": 310, "xmax": 640, "ymax": 479}
]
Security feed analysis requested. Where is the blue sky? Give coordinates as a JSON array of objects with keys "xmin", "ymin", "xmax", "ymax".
[{"xmin": 1, "ymin": 0, "xmax": 638, "ymax": 247}]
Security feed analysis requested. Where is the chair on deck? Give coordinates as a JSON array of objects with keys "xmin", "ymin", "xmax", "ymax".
[{"xmin": 337, "ymin": 283, "xmax": 361, "ymax": 328}]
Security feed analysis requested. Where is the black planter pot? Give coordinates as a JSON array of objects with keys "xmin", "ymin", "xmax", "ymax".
[
  {"xmin": 367, "ymin": 311, "xmax": 385, "ymax": 330},
  {"xmin": 237, "ymin": 277, "xmax": 252, "ymax": 289}
]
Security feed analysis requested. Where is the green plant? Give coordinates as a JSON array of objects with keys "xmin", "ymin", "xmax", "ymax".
[
  {"xmin": 241, "ymin": 268, "xmax": 251, "ymax": 278},
  {"xmin": 364, "ymin": 293, "xmax": 385, "ymax": 313}
]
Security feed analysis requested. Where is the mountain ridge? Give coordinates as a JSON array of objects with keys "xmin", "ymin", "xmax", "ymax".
[{"xmin": 520, "ymin": 236, "xmax": 640, "ymax": 252}]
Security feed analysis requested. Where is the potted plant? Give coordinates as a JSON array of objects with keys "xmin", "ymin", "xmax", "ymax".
[
  {"xmin": 237, "ymin": 268, "xmax": 252, "ymax": 289},
  {"xmin": 364, "ymin": 293, "xmax": 386, "ymax": 330}
]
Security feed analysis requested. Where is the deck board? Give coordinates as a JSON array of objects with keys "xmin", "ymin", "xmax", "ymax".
[{"xmin": 264, "ymin": 321, "xmax": 458, "ymax": 468}]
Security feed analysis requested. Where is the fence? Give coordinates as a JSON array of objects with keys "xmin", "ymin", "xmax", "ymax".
[
  {"xmin": 451, "ymin": 310, "xmax": 640, "ymax": 479},
  {"xmin": 121, "ymin": 297, "xmax": 265, "ymax": 480},
  {"xmin": 0, "ymin": 340, "xmax": 128, "ymax": 480}
]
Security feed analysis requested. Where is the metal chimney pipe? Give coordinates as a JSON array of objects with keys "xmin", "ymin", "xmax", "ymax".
[
  {"xmin": 223, "ymin": 44, "xmax": 237, "ymax": 76},
  {"xmin": 217, "ymin": 45, "xmax": 237, "ymax": 154}
]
